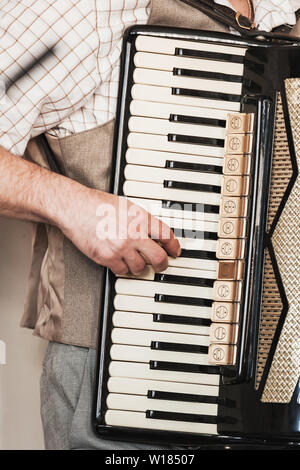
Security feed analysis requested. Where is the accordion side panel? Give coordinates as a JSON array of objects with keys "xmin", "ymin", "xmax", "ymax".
[
  {"xmin": 256, "ymin": 94, "xmax": 292, "ymax": 389},
  {"xmin": 256, "ymin": 250, "xmax": 283, "ymax": 388},
  {"xmin": 262, "ymin": 79, "xmax": 300, "ymax": 403},
  {"xmin": 266, "ymin": 94, "xmax": 293, "ymax": 231}
]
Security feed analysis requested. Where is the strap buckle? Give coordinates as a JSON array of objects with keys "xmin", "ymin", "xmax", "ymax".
[{"xmin": 235, "ymin": 12, "xmax": 255, "ymax": 30}]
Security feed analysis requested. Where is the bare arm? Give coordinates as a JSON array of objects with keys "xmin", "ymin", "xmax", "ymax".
[
  {"xmin": 0, "ymin": 146, "xmax": 180, "ymax": 274},
  {"xmin": 0, "ymin": 145, "xmax": 76, "ymax": 224}
]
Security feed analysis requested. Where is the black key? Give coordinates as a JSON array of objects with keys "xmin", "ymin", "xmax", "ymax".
[
  {"xmin": 169, "ymin": 113, "xmax": 226, "ymax": 128},
  {"xmin": 149, "ymin": 360, "xmax": 219, "ymax": 375},
  {"xmin": 153, "ymin": 313, "xmax": 211, "ymax": 327},
  {"xmin": 147, "ymin": 390, "xmax": 234, "ymax": 407},
  {"xmin": 146, "ymin": 410, "xmax": 236, "ymax": 425},
  {"xmin": 166, "ymin": 159, "xmax": 223, "ymax": 174},
  {"xmin": 155, "ymin": 294, "xmax": 213, "ymax": 307},
  {"xmin": 162, "ymin": 200, "xmax": 219, "ymax": 214},
  {"xmin": 179, "ymin": 249, "xmax": 216, "ymax": 260},
  {"xmin": 175, "ymin": 47, "xmax": 244, "ymax": 64},
  {"xmin": 154, "ymin": 273, "xmax": 214, "ymax": 288},
  {"xmin": 172, "ymin": 227, "xmax": 218, "ymax": 240},
  {"xmin": 172, "ymin": 87, "xmax": 241, "ymax": 103},
  {"xmin": 168, "ymin": 133, "xmax": 225, "ymax": 148},
  {"xmin": 164, "ymin": 179, "xmax": 221, "ymax": 194},
  {"xmin": 173, "ymin": 67, "xmax": 243, "ymax": 83},
  {"xmin": 151, "ymin": 341, "xmax": 209, "ymax": 354},
  {"xmin": 164, "ymin": 179, "xmax": 221, "ymax": 196}
]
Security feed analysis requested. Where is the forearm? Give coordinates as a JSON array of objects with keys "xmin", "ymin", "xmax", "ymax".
[
  {"xmin": 0, "ymin": 145, "xmax": 180, "ymax": 275},
  {"xmin": 0, "ymin": 145, "xmax": 85, "ymax": 227}
]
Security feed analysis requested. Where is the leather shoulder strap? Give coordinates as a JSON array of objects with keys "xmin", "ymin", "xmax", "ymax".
[{"xmin": 178, "ymin": 0, "xmax": 300, "ymax": 43}]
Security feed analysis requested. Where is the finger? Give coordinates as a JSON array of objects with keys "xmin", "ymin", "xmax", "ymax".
[
  {"xmin": 123, "ymin": 249, "xmax": 146, "ymax": 275},
  {"xmin": 137, "ymin": 238, "xmax": 169, "ymax": 273},
  {"xmin": 108, "ymin": 258, "xmax": 129, "ymax": 276},
  {"xmin": 148, "ymin": 214, "xmax": 181, "ymax": 258}
]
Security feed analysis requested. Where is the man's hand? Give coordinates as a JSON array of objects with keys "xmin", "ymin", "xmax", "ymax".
[
  {"xmin": 60, "ymin": 190, "xmax": 181, "ymax": 275},
  {"xmin": 0, "ymin": 146, "xmax": 180, "ymax": 274}
]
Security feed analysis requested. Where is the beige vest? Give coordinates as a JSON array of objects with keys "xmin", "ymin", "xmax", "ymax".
[{"xmin": 21, "ymin": 0, "xmax": 228, "ymax": 348}]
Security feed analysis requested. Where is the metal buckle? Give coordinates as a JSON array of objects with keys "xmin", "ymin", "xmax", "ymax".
[{"xmin": 235, "ymin": 12, "xmax": 255, "ymax": 30}]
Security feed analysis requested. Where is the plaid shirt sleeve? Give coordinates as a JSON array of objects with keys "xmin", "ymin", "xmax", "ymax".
[{"xmin": 0, "ymin": 0, "xmax": 99, "ymax": 156}]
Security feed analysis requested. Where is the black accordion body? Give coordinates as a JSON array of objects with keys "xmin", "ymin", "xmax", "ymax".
[{"xmin": 93, "ymin": 25, "xmax": 300, "ymax": 448}]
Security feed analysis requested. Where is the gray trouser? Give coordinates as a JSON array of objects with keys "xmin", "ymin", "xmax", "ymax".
[{"xmin": 40, "ymin": 342, "xmax": 179, "ymax": 450}]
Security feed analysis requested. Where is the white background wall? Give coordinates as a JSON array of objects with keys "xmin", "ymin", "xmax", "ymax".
[{"xmin": 0, "ymin": 217, "xmax": 47, "ymax": 450}]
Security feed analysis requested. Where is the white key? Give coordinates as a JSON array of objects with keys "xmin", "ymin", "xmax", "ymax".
[
  {"xmin": 107, "ymin": 393, "xmax": 217, "ymax": 415},
  {"xmin": 128, "ymin": 197, "xmax": 219, "ymax": 223},
  {"xmin": 135, "ymin": 35, "xmax": 247, "ymax": 57},
  {"xmin": 114, "ymin": 295, "xmax": 212, "ymax": 318},
  {"xmin": 128, "ymin": 116, "xmax": 226, "ymax": 139},
  {"xmin": 134, "ymin": 51, "xmax": 244, "ymax": 76},
  {"xmin": 110, "ymin": 344, "xmax": 209, "ymax": 365},
  {"xmin": 134, "ymin": 68, "xmax": 242, "ymax": 96},
  {"xmin": 132, "ymin": 84, "xmax": 241, "ymax": 111},
  {"xmin": 123, "ymin": 180, "xmax": 221, "ymax": 206},
  {"xmin": 130, "ymin": 100, "xmax": 232, "ymax": 121},
  {"xmin": 177, "ymin": 237, "xmax": 217, "ymax": 252},
  {"xmin": 124, "ymin": 164, "xmax": 223, "ymax": 186},
  {"xmin": 114, "ymin": 279, "xmax": 214, "ymax": 299},
  {"xmin": 167, "ymin": 257, "xmax": 217, "ymax": 271},
  {"xmin": 128, "ymin": 132, "xmax": 224, "ymax": 158},
  {"xmin": 107, "ymin": 377, "xmax": 219, "ymax": 397},
  {"xmin": 105, "ymin": 410, "xmax": 218, "ymax": 435},
  {"xmin": 112, "ymin": 311, "xmax": 210, "ymax": 335},
  {"xmin": 157, "ymin": 216, "xmax": 218, "ymax": 233},
  {"xmin": 111, "ymin": 328, "xmax": 209, "ymax": 347},
  {"xmin": 122, "ymin": 265, "xmax": 216, "ymax": 281},
  {"xmin": 126, "ymin": 148, "xmax": 223, "ymax": 168},
  {"xmin": 109, "ymin": 361, "xmax": 220, "ymax": 385}
]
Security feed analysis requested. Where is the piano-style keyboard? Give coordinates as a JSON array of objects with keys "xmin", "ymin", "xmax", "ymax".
[{"xmin": 94, "ymin": 26, "xmax": 300, "ymax": 447}]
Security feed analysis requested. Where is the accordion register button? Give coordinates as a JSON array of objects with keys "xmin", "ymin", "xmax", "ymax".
[
  {"xmin": 224, "ymin": 133, "xmax": 253, "ymax": 154},
  {"xmin": 216, "ymin": 239, "xmax": 246, "ymax": 259},
  {"xmin": 220, "ymin": 196, "xmax": 248, "ymax": 218},
  {"xmin": 213, "ymin": 280, "xmax": 242, "ymax": 302},
  {"xmin": 217, "ymin": 260, "xmax": 244, "ymax": 281},
  {"xmin": 223, "ymin": 154, "xmax": 251, "ymax": 176},
  {"xmin": 211, "ymin": 302, "xmax": 240, "ymax": 323},
  {"xmin": 221, "ymin": 175, "xmax": 250, "ymax": 197},
  {"xmin": 225, "ymin": 112, "xmax": 254, "ymax": 134},
  {"xmin": 209, "ymin": 323, "xmax": 238, "ymax": 345},
  {"xmin": 218, "ymin": 217, "xmax": 247, "ymax": 238},
  {"xmin": 208, "ymin": 344, "xmax": 237, "ymax": 365}
]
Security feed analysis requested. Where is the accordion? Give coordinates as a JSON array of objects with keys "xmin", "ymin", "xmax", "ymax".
[{"xmin": 93, "ymin": 25, "xmax": 300, "ymax": 448}]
